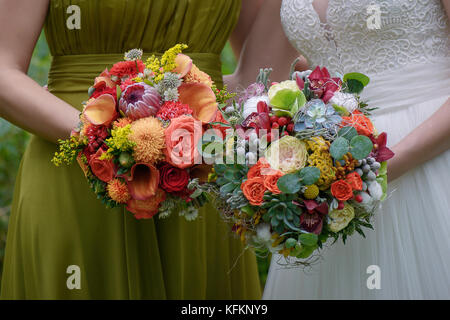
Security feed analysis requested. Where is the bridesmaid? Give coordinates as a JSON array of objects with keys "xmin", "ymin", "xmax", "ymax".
[{"xmin": 0, "ymin": 0, "xmax": 265, "ymax": 299}]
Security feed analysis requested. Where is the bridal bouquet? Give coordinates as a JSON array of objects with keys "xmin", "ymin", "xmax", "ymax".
[
  {"xmin": 204, "ymin": 65, "xmax": 394, "ymax": 263},
  {"xmin": 52, "ymin": 45, "xmax": 229, "ymax": 220}
]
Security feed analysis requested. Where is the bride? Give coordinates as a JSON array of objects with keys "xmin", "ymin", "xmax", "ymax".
[{"xmin": 231, "ymin": 0, "xmax": 450, "ymax": 299}]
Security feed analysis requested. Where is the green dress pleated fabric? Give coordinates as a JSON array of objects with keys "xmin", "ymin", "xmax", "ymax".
[{"xmin": 0, "ymin": 0, "xmax": 262, "ymax": 300}]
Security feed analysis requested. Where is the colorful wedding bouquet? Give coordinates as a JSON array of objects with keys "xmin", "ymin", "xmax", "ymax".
[
  {"xmin": 53, "ymin": 45, "xmax": 230, "ymax": 220},
  {"xmin": 204, "ymin": 64, "xmax": 394, "ymax": 264}
]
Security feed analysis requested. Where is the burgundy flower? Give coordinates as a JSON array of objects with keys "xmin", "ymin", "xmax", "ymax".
[
  {"xmin": 308, "ymin": 66, "xmax": 341, "ymax": 103},
  {"xmin": 241, "ymin": 101, "xmax": 271, "ymax": 133},
  {"xmin": 295, "ymin": 200, "xmax": 329, "ymax": 235},
  {"xmin": 370, "ymin": 132, "xmax": 395, "ymax": 162}
]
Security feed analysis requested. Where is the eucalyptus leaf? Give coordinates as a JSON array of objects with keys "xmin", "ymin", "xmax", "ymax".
[
  {"xmin": 338, "ymin": 126, "xmax": 358, "ymax": 141},
  {"xmin": 330, "ymin": 137, "xmax": 350, "ymax": 160},
  {"xmin": 298, "ymin": 166, "xmax": 321, "ymax": 185},
  {"xmin": 277, "ymin": 173, "xmax": 302, "ymax": 194},
  {"xmin": 350, "ymin": 135, "xmax": 373, "ymax": 160}
]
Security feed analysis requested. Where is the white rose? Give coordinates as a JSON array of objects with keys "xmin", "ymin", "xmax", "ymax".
[
  {"xmin": 368, "ymin": 181, "xmax": 383, "ymax": 201},
  {"xmin": 330, "ymin": 92, "xmax": 359, "ymax": 113},
  {"xmin": 242, "ymin": 95, "xmax": 270, "ymax": 119},
  {"xmin": 255, "ymin": 223, "xmax": 272, "ymax": 243}
]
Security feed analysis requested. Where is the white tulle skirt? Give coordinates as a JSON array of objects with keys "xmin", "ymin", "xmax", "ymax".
[{"xmin": 263, "ymin": 60, "xmax": 450, "ymax": 299}]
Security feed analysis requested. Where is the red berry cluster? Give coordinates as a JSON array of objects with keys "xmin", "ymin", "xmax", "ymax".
[
  {"xmin": 269, "ymin": 115, "xmax": 295, "ymax": 136},
  {"xmin": 85, "ymin": 125, "xmax": 109, "ymax": 154}
]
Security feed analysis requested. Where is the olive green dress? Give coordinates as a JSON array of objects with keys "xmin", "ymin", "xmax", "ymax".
[{"xmin": 0, "ymin": 0, "xmax": 261, "ymax": 300}]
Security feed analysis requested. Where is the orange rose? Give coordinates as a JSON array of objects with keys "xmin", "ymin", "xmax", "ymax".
[
  {"xmin": 127, "ymin": 188, "xmax": 166, "ymax": 219},
  {"xmin": 241, "ymin": 177, "xmax": 267, "ymax": 206},
  {"xmin": 164, "ymin": 115, "xmax": 203, "ymax": 169},
  {"xmin": 331, "ymin": 180, "xmax": 354, "ymax": 201},
  {"xmin": 342, "ymin": 110, "xmax": 374, "ymax": 136},
  {"xmin": 247, "ymin": 158, "xmax": 271, "ymax": 179},
  {"xmin": 263, "ymin": 169, "xmax": 284, "ymax": 194},
  {"xmin": 346, "ymin": 172, "xmax": 363, "ymax": 191},
  {"xmin": 89, "ymin": 148, "xmax": 115, "ymax": 182}
]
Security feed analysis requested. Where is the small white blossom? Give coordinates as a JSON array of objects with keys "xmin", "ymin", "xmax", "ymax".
[{"xmin": 329, "ymin": 92, "xmax": 359, "ymax": 113}]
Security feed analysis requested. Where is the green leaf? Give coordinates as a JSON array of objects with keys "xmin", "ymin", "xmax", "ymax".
[
  {"xmin": 270, "ymin": 89, "xmax": 301, "ymax": 110},
  {"xmin": 298, "ymin": 233, "xmax": 319, "ymax": 246},
  {"xmin": 343, "ymin": 72, "xmax": 370, "ymax": 86},
  {"xmin": 241, "ymin": 205, "xmax": 255, "ymax": 217},
  {"xmin": 338, "ymin": 126, "xmax": 358, "ymax": 141},
  {"xmin": 285, "ymin": 238, "xmax": 297, "ymax": 248},
  {"xmin": 190, "ymin": 189, "xmax": 203, "ymax": 199},
  {"xmin": 214, "ymin": 164, "xmax": 226, "ymax": 175},
  {"xmin": 346, "ymin": 79, "xmax": 364, "ymax": 94},
  {"xmin": 277, "ymin": 173, "xmax": 302, "ymax": 194},
  {"xmin": 296, "ymin": 244, "xmax": 318, "ymax": 259},
  {"xmin": 330, "ymin": 137, "xmax": 350, "ymax": 160},
  {"xmin": 350, "ymin": 135, "xmax": 374, "ymax": 160},
  {"xmin": 332, "ymin": 104, "xmax": 350, "ymax": 116},
  {"xmin": 379, "ymin": 161, "xmax": 388, "ymax": 176},
  {"xmin": 220, "ymin": 182, "xmax": 235, "ymax": 195},
  {"xmin": 298, "ymin": 166, "xmax": 321, "ymax": 185},
  {"xmin": 116, "ymin": 85, "xmax": 122, "ymax": 102}
]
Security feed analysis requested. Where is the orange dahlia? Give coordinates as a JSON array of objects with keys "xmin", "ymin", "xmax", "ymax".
[
  {"xmin": 107, "ymin": 179, "xmax": 131, "ymax": 204},
  {"xmin": 129, "ymin": 117, "xmax": 165, "ymax": 164},
  {"xmin": 113, "ymin": 117, "xmax": 132, "ymax": 128}
]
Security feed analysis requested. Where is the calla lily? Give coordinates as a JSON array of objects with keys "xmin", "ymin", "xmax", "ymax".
[
  {"xmin": 178, "ymin": 83, "xmax": 218, "ymax": 123},
  {"xmin": 126, "ymin": 163, "xmax": 159, "ymax": 201},
  {"xmin": 126, "ymin": 188, "xmax": 166, "ymax": 219},
  {"xmin": 173, "ymin": 54, "xmax": 193, "ymax": 78},
  {"xmin": 83, "ymin": 94, "xmax": 118, "ymax": 126},
  {"xmin": 94, "ymin": 69, "xmax": 116, "ymax": 89}
]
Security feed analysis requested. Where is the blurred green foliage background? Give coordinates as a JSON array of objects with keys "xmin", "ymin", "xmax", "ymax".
[{"xmin": 0, "ymin": 35, "xmax": 270, "ymax": 288}]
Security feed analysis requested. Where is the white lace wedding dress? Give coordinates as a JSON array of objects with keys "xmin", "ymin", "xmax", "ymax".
[{"xmin": 263, "ymin": 0, "xmax": 450, "ymax": 299}]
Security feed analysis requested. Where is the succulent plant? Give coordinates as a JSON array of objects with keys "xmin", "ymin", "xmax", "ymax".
[
  {"xmin": 261, "ymin": 193, "xmax": 302, "ymax": 234},
  {"xmin": 294, "ymin": 99, "xmax": 342, "ymax": 132},
  {"xmin": 214, "ymin": 164, "xmax": 249, "ymax": 209}
]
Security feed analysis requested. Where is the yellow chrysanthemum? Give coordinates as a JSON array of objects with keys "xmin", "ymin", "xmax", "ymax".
[
  {"xmin": 304, "ymin": 184, "xmax": 319, "ymax": 199},
  {"xmin": 129, "ymin": 117, "xmax": 165, "ymax": 164},
  {"xmin": 306, "ymin": 137, "xmax": 336, "ymax": 190},
  {"xmin": 107, "ymin": 179, "xmax": 131, "ymax": 204}
]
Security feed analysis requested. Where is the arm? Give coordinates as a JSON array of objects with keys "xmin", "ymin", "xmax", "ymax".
[
  {"xmin": 225, "ymin": 0, "xmax": 306, "ymax": 91},
  {"xmin": 387, "ymin": 0, "xmax": 450, "ymax": 181},
  {"xmin": 0, "ymin": 0, "xmax": 80, "ymax": 143}
]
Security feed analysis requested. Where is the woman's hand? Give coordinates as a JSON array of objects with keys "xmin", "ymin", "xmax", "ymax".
[
  {"xmin": 0, "ymin": 0, "xmax": 80, "ymax": 143},
  {"xmin": 387, "ymin": 98, "xmax": 450, "ymax": 182}
]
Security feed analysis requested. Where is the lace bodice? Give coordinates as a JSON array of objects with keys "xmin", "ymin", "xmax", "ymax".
[{"xmin": 281, "ymin": 0, "xmax": 450, "ymax": 75}]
